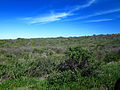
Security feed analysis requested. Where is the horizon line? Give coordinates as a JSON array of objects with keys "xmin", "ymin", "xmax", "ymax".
[{"xmin": 0, "ymin": 33, "xmax": 119, "ymax": 40}]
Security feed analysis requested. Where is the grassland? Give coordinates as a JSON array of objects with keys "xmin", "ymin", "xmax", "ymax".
[{"xmin": 0, "ymin": 34, "xmax": 120, "ymax": 89}]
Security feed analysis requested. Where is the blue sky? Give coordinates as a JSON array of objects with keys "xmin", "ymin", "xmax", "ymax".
[{"xmin": 0, "ymin": 0, "xmax": 120, "ymax": 39}]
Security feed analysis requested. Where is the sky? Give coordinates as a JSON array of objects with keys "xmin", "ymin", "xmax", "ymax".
[{"xmin": 0, "ymin": 0, "xmax": 120, "ymax": 39}]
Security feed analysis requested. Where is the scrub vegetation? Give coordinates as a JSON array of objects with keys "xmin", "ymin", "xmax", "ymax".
[{"xmin": 0, "ymin": 34, "xmax": 120, "ymax": 89}]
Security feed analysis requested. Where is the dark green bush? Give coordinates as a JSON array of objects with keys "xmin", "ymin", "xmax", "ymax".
[
  {"xmin": 65, "ymin": 46, "xmax": 93, "ymax": 61},
  {"xmin": 47, "ymin": 70, "xmax": 81, "ymax": 85},
  {"xmin": 0, "ymin": 49, "xmax": 7, "ymax": 54},
  {"xmin": 6, "ymin": 54, "xmax": 15, "ymax": 58},
  {"xmin": 104, "ymin": 52, "xmax": 120, "ymax": 63},
  {"xmin": 58, "ymin": 46, "xmax": 97, "ymax": 75},
  {"xmin": 47, "ymin": 61, "xmax": 120, "ymax": 89}
]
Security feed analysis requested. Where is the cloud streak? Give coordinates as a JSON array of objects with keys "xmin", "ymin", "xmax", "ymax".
[
  {"xmin": 23, "ymin": 12, "xmax": 70, "ymax": 24},
  {"xmin": 67, "ymin": 8, "xmax": 120, "ymax": 21},
  {"xmin": 23, "ymin": 0, "xmax": 96, "ymax": 24},
  {"xmin": 69, "ymin": 0, "xmax": 96, "ymax": 13},
  {"xmin": 86, "ymin": 19, "xmax": 113, "ymax": 23}
]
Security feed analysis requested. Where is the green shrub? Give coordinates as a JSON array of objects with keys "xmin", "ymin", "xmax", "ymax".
[
  {"xmin": 47, "ymin": 62, "xmax": 120, "ymax": 90},
  {"xmin": 58, "ymin": 46, "xmax": 97, "ymax": 75},
  {"xmin": 0, "ymin": 42, "xmax": 6, "ymax": 47},
  {"xmin": 32, "ymin": 48, "xmax": 44, "ymax": 54},
  {"xmin": 47, "ymin": 70, "xmax": 81, "ymax": 85},
  {"xmin": 99, "ymin": 63, "xmax": 120, "ymax": 89},
  {"xmin": 104, "ymin": 52, "xmax": 120, "ymax": 63},
  {"xmin": 0, "ymin": 49, "xmax": 7, "ymax": 54},
  {"xmin": 65, "ymin": 46, "xmax": 93, "ymax": 61},
  {"xmin": 24, "ymin": 57, "xmax": 60, "ymax": 77}
]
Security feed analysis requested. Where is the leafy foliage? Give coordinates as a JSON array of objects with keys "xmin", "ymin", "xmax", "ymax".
[
  {"xmin": 104, "ymin": 52, "xmax": 120, "ymax": 63},
  {"xmin": 65, "ymin": 46, "xmax": 93, "ymax": 61},
  {"xmin": 58, "ymin": 46, "xmax": 99, "ymax": 77}
]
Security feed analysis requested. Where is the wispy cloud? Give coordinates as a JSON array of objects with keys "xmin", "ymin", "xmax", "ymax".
[
  {"xmin": 69, "ymin": 0, "xmax": 96, "ymax": 13},
  {"xmin": 86, "ymin": 19, "xmax": 113, "ymax": 23},
  {"xmin": 23, "ymin": 12, "xmax": 70, "ymax": 24},
  {"xmin": 91, "ymin": 8, "xmax": 120, "ymax": 17},
  {"xmin": 23, "ymin": 0, "xmax": 96, "ymax": 24},
  {"xmin": 67, "ymin": 8, "xmax": 120, "ymax": 21}
]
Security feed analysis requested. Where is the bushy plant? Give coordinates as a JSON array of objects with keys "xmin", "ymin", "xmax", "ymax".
[
  {"xmin": 104, "ymin": 52, "xmax": 120, "ymax": 63},
  {"xmin": 58, "ymin": 46, "xmax": 97, "ymax": 75},
  {"xmin": 24, "ymin": 56, "xmax": 60, "ymax": 77},
  {"xmin": 0, "ymin": 49, "xmax": 7, "ymax": 54},
  {"xmin": 98, "ymin": 63, "xmax": 120, "ymax": 89},
  {"xmin": 32, "ymin": 48, "xmax": 44, "ymax": 54},
  {"xmin": 65, "ymin": 46, "xmax": 93, "ymax": 61}
]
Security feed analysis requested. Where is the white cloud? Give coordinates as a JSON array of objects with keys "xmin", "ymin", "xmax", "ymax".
[
  {"xmin": 24, "ymin": 12, "xmax": 70, "ymax": 24},
  {"xmin": 67, "ymin": 8, "xmax": 120, "ymax": 21},
  {"xmin": 69, "ymin": 0, "xmax": 96, "ymax": 13},
  {"xmin": 91, "ymin": 8, "xmax": 120, "ymax": 16},
  {"xmin": 23, "ymin": 0, "xmax": 96, "ymax": 24},
  {"xmin": 86, "ymin": 19, "xmax": 113, "ymax": 23}
]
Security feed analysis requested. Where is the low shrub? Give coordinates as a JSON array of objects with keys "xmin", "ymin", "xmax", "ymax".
[
  {"xmin": 32, "ymin": 48, "xmax": 44, "ymax": 54},
  {"xmin": 47, "ymin": 70, "xmax": 81, "ymax": 85},
  {"xmin": 104, "ymin": 52, "xmax": 120, "ymax": 63},
  {"xmin": 58, "ymin": 46, "xmax": 100, "ymax": 77},
  {"xmin": 24, "ymin": 57, "xmax": 61, "ymax": 77},
  {"xmin": 0, "ymin": 49, "xmax": 7, "ymax": 54}
]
